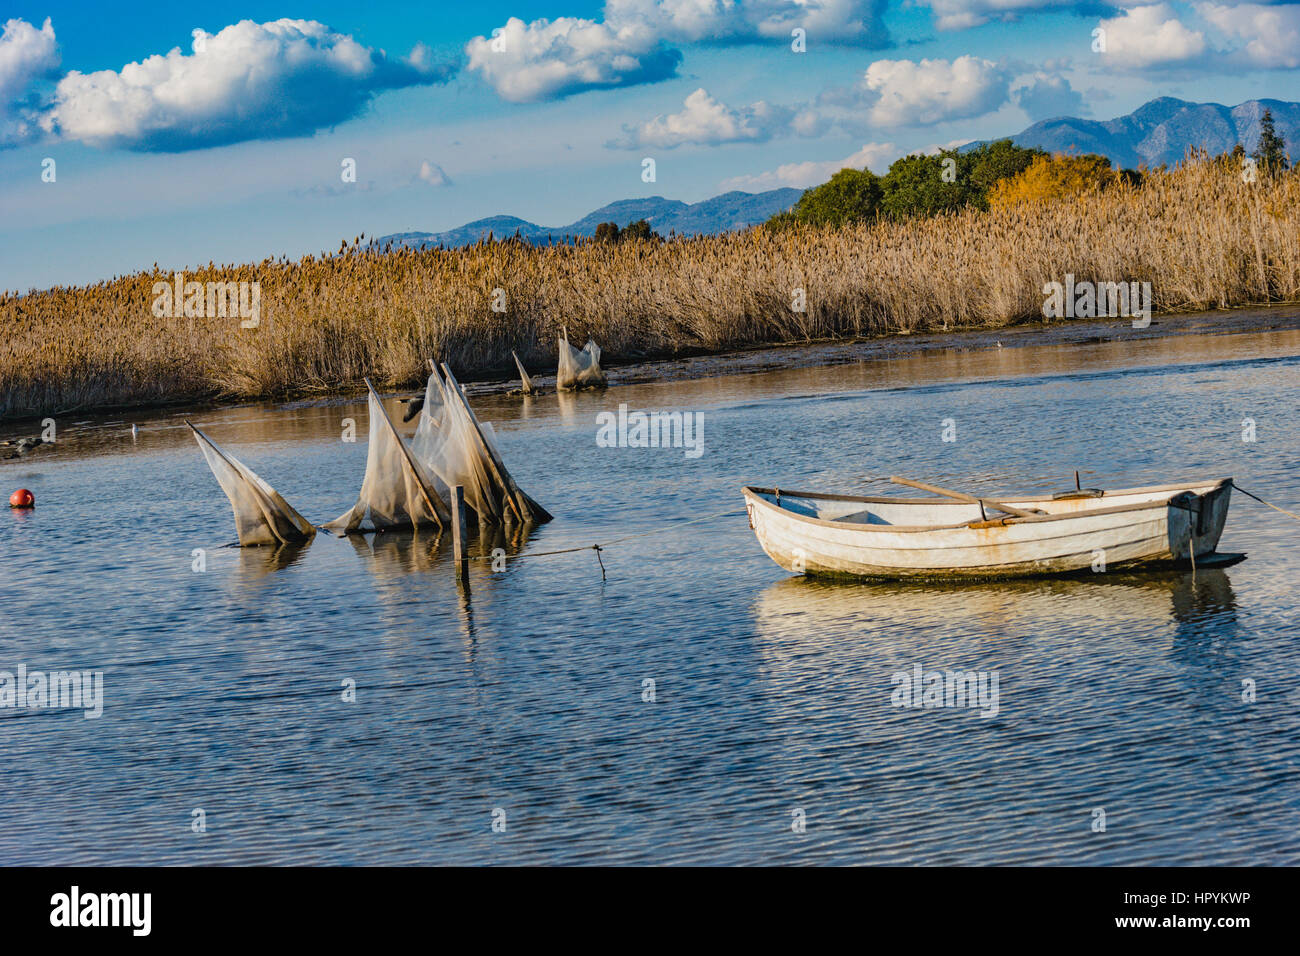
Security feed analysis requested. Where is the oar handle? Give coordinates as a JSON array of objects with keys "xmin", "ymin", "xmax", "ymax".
[{"xmin": 888, "ymin": 476, "xmax": 1037, "ymax": 518}]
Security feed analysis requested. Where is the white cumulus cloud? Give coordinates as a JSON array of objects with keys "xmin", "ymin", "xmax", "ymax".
[
  {"xmin": 42, "ymin": 19, "xmax": 455, "ymax": 152},
  {"xmin": 0, "ymin": 17, "xmax": 59, "ymax": 146},
  {"xmin": 1013, "ymin": 72, "xmax": 1086, "ymax": 120},
  {"xmin": 914, "ymin": 0, "xmax": 1080, "ymax": 31},
  {"xmin": 465, "ymin": 16, "xmax": 681, "ymax": 103},
  {"xmin": 720, "ymin": 142, "xmax": 898, "ymax": 190},
  {"xmin": 467, "ymin": 2, "xmax": 888, "ymax": 102},
  {"xmin": 618, "ymin": 55, "xmax": 1013, "ymax": 150},
  {"xmin": 1097, "ymin": 5, "xmax": 1205, "ymax": 68},
  {"xmin": 1201, "ymin": 3, "xmax": 1300, "ymax": 69},
  {"xmin": 859, "ymin": 56, "xmax": 1011, "ymax": 126},
  {"xmin": 612, "ymin": 87, "xmax": 793, "ymax": 148},
  {"xmin": 605, "ymin": 0, "xmax": 888, "ymax": 44},
  {"xmin": 418, "ymin": 160, "xmax": 452, "ymax": 187},
  {"xmin": 0, "ymin": 17, "xmax": 57, "ymax": 103}
]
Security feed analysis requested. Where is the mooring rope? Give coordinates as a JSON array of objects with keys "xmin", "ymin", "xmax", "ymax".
[
  {"xmin": 1233, "ymin": 484, "xmax": 1300, "ymax": 522},
  {"xmin": 469, "ymin": 508, "xmax": 747, "ymax": 563}
]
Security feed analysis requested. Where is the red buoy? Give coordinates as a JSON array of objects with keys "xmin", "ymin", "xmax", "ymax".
[{"xmin": 9, "ymin": 489, "xmax": 34, "ymax": 509}]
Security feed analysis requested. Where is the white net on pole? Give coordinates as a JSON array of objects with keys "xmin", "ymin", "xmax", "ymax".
[
  {"xmin": 443, "ymin": 364, "xmax": 553, "ymax": 524},
  {"xmin": 512, "ymin": 350, "xmax": 536, "ymax": 394},
  {"xmin": 409, "ymin": 368, "xmax": 502, "ymax": 523},
  {"xmin": 556, "ymin": 328, "xmax": 607, "ymax": 391},
  {"xmin": 324, "ymin": 383, "xmax": 451, "ymax": 534},
  {"xmin": 189, "ymin": 423, "xmax": 315, "ymax": 547},
  {"xmin": 409, "ymin": 365, "xmax": 554, "ymax": 525}
]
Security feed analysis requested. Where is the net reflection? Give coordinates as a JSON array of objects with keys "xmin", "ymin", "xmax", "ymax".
[
  {"xmin": 344, "ymin": 526, "xmax": 444, "ymax": 574},
  {"xmin": 233, "ymin": 536, "xmax": 315, "ymax": 581},
  {"xmin": 340, "ymin": 519, "xmax": 541, "ymax": 606}
]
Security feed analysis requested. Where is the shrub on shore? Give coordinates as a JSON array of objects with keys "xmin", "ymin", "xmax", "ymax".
[
  {"xmin": 768, "ymin": 168, "xmax": 884, "ymax": 227},
  {"xmin": 989, "ymin": 154, "xmax": 1119, "ymax": 209},
  {"xmin": 3, "ymin": 156, "xmax": 1299, "ymax": 421}
]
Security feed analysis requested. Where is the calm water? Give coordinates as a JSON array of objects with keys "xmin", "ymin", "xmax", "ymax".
[{"xmin": 2, "ymin": 329, "xmax": 1299, "ymax": 864}]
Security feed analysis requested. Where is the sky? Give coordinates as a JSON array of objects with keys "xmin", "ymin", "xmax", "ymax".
[{"xmin": 2, "ymin": 0, "xmax": 1298, "ymax": 291}]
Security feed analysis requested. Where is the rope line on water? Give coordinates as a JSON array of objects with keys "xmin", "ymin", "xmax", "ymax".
[
  {"xmin": 1233, "ymin": 484, "xmax": 1300, "ymax": 522},
  {"xmin": 468, "ymin": 508, "xmax": 748, "ymax": 562}
]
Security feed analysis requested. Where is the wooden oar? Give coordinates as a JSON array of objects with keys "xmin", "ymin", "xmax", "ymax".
[{"xmin": 888, "ymin": 476, "xmax": 1042, "ymax": 518}]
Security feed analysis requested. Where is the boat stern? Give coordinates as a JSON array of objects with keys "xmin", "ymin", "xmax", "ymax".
[{"xmin": 1167, "ymin": 479, "xmax": 1233, "ymax": 560}]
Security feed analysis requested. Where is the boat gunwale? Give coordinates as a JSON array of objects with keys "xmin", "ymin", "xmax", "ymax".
[{"xmin": 742, "ymin": 479, "xmax": 1231, "ymax": 535}]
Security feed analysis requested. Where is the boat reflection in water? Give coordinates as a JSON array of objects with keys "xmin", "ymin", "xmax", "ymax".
[
  {"xmin": 743, "ymin": 566, "xmax": 1252, "ymax": 865},
  {"xmin": 751, "ymin": 567, "xmax": 1240, "ymax": 679}
]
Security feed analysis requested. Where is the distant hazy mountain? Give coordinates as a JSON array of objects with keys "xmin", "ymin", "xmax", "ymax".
[
  {"xmin": 1003, "ymin": 97, "xmax": 1300, "ymax": 169},
  {"xmin": 380, "ymin": 97, "xmax": 1299, "ymax": 249},
  {"xmin": 378, "ymin": 189, "xmax": 802, "ymax": 250}
]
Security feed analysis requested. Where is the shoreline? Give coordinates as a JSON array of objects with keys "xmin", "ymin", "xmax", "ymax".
[
  {"xmin": 498, "ymin": 304, "xmax": 1300, "ymax": 396},
  {"xmin": 3, "ymin": 304, "xmax": 1299, "ymax": 438},
  {"xmin": 8, "ymin": 160, "xmax": 1300, "ymax": 430}
]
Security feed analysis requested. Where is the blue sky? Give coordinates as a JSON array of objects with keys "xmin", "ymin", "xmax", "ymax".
[{"xmin": 2, "ymin": 0, "xmax": 1298, "ymax": 291}]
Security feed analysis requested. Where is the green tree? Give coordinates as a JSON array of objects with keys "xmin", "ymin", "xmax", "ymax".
[
  {"xmin": 773, "ymin": 168, "xmax": 883, "ymax": 227},
  {"xmin": 963, "ymin": 140, "xmax": 1046, "ymax": 206},
  {"xmin": 594, "ymin": 221, "xmax": 620, "ymax": 243},
  {"xmin": 879, "ymin": 140, "xmax": 1045, "ymax": 218},
  {"xmin": 879, "ymin": 153, "xmax": 968, "ymax": 219},
  {"xmin": 620, "ymin": 219, "xmax": 660, "ymax": 242},
  {"xmin": 1253, "ymin": 108, "xmax": 1289, "ymax": 173}
]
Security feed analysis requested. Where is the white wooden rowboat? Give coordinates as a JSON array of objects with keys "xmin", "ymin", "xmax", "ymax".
[{"xmin": 742, "ymin": 479, "xmax": 1233, "ymax": 579}]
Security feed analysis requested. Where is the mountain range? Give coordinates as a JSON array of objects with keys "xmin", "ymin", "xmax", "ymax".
[
  {"xmin": 380, "ymin": 188, "xmax": 802, "ymax": 250},
  {"xmin": 1005, "ymin": 97, "xmax": 1300, "ymax": 170},
  {"xmin": 379, "ymin": 97, "xmax": 1297, "ymax": 249}
]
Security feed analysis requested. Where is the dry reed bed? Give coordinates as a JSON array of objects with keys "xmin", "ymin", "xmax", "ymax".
[{"xmin": 3, "ymin": 159, "xmax": 1298, "ymax": 421}]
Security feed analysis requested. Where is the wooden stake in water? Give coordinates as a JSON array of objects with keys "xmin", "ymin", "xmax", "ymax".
[{"xmin": 452, "ymin": 485, "xmax": 469, "ymax": 586}]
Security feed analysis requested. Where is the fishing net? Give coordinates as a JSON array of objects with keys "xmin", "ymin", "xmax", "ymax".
[
  {"xmin": 444, "ymin": 365, "xmax": 553, "ymax": 524},
  {"xmin": 406, "ymin": 365, "xmax": 554, "ymax": 525},
  {"xmin": 409, "ymin": 368, "xmax": 502, "ymax": 523},
  {"xmin": 324, "ymin": 384, "xmax": 451, "ymax": 534},
  {"xmin": 190, "ymin": 368, "xmax": 550, "ymax": 541},
  {"xmin": 512, "ymin": 350, "xmax": 536, "ymax": 394},
  {"xmin": 556, "ymin": 329, "xmax": 607, "ymax": 391},
  {"xmin": 189, "ymin": 423, "xmax": 315, "ymax": 547},
  {"xmin": 473, "ymin": 410, "xmax": 550, "ymax": 524}
]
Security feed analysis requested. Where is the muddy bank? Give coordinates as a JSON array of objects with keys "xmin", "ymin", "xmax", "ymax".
[{"xmin": 460, "ymin": 305, "xmax": 1300, "ymax": 396}]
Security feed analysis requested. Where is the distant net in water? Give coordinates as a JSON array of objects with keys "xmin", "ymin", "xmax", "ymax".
[
  {"xmin": 556, "ymin": 327, "xmax": 607, "ymax": 391},
  {"xmin": 512, "ymin": 350, "xmax": 537, "ymax": 395}
]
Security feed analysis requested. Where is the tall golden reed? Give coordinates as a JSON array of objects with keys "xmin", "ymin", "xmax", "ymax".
[{"xmin": 3, "ymin": 157, "xmax": 1298, "ymax": 421}]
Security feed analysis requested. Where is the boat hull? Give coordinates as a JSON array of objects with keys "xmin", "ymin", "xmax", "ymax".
[{"xmin": 743, "ymin": 480, "xmax": 1232, "ymax": 580}]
